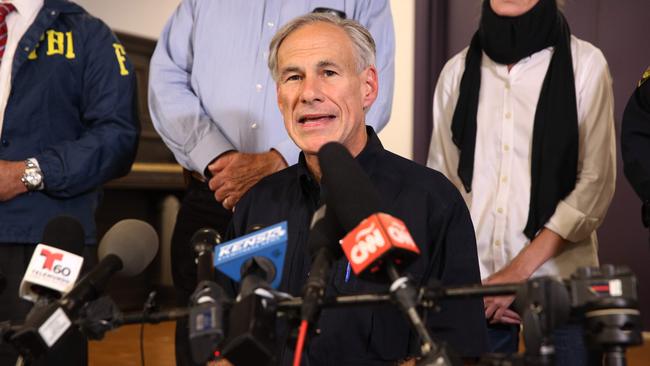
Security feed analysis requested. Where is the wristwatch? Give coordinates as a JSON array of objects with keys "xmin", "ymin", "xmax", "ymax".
[
  {"xmin": 642, "ymin": 200, "xmax": 650, "ymax": 228},
  {"xmin": 21, "ymin": 159, "xmax": 43, "ymax": 191}
]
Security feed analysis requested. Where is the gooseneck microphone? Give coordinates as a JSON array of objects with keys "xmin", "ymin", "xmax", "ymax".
[
  {"xmin": 300, "ymin": 205, "xmax": 344, "ymax": 324},
  {"xmin": 10, "ymin": 219, "xmax": 159, "ymax": 359},
  {"xmin": 317, "ymin": 142, "xmax": 454, "ymax": 364}
]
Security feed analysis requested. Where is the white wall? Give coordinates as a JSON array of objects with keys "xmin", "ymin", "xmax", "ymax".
[
  {"xmin": 74, "ymin": 0, "xmax": 180, "ymax": 39},
  {"xmin": 75, "ymin": 0, "xmax": 414, "ymax": 159},
  {"xmin": 379, "ymin": 0, "xmax": 414, "ymax": 159}
]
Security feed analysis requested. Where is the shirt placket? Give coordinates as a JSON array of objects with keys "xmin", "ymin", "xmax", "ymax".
[
  {"xmin": 492, "ymin": 75, "xmax": 514, "ymax": 272},
  {"xmin": 249, "ymin": 1, "xmax": 280, "ymax": 147}
]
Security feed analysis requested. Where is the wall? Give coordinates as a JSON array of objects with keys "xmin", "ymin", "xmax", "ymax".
[
  {"xmin": 74, "ymin": 0, "xmax": 415, "ymax": 159},
  {"xmin": 74, "ymin": 0, "xmax": 180, "ymax": 39}
]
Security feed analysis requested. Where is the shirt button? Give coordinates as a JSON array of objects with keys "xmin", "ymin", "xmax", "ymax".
[
  {"xmin": 494, "ymin": 240, "xmax": 501, "ymax": 246},
  {"xmin": 267, "ymin": 21, "xmax": 275, "ymax": 27},
  {"xmin": 505, "ymin": 83, "xmax": 511, "ymax": 90},
  {"xmin": 503, "ymin": 144, "xmax": 510, "ymax": 151},
  {"xmin": 501, "ymin": 176, "xmax": 508, "ymax": 182},
  {"xmin": 255, "ymin": 83, "xmax": 263, "ymax": 92},
  {"xmin": 1, "ymin": 139, "xmax": 8, "ymax": 147},
  {"xmin": 251, "ymin": 123, "xmax": 258, "ymax": 129},
  {"xmin": 497, "ymin": 207, "xmax": 504, "ymax": 214},
  {"xmin": 505, "ymin": 112, "xmax": 512, "ymax": 119}
]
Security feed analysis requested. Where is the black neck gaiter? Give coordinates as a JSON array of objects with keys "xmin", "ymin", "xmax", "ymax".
[{"xmin": 479, "ymin": 0, "xmax": 559, "ymax": 64}]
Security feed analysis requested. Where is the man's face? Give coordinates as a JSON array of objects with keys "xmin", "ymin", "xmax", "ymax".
[
  {"xmin": 490, "ymin": 0, "xmax": 540, "ymax": 16},
  {"xmin": 275, "ymin": 22, "xmax": 378, "ymax": 156}
]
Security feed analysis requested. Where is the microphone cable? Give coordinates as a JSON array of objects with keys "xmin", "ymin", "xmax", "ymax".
[
  {"xmin": 292, "ymin": 319, "xmax": 309, "ymax": 366},
  {"xmin": 140, "ymin": 291, "xmax": 157, "ymax": 366}
]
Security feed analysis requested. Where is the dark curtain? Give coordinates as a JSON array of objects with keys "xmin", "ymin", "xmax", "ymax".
[{"xmin": 412, "ymin": 0, "xmax": 448, "ymax": 164}]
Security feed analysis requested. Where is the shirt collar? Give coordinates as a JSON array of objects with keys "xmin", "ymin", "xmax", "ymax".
[
  {"xmin": 3, "ymin": 0, "xmax": 43, "ymax": 17},
  {"xmin": 483, "ymin": 46, "xmax": 554, "ymax": 77},
  {"xmin": 296, "ymin": 126, "xmax": 384, "ymax": 200}
]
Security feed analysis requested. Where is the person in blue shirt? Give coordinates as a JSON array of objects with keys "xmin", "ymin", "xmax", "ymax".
[
  {"xmin": 148, "ymin": 2, "xmax": 394, "ymax": 365},
  {"xmin": 0, "ymin": 0, "xmax": 139, "ymax": 365}
]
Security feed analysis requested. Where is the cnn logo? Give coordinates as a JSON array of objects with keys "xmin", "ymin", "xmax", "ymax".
[{"xmin": 350, "ymin": 227, "xmax": 386, "ymax": 265}]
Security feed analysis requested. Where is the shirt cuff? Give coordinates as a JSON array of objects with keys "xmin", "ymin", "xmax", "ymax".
[
  {"xmin": 188, "ymin": 131, "xmax": 236, "ymax": 177},
  {"xmin": 545, "ymin": 201, "xmax": 600, "ymax": 243},
  {"xmin": 27, "ymin": 158, "xmax": 45, "ymax": 190},
  {"xmin": 273, "ymin": 139, "xmax": 300, "ymax": 166},
  {"xmin": 34, "ymin": 152, "xmax": 62, "ymax": 191}
]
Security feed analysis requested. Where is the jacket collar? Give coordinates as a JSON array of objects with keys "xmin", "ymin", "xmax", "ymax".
[{"xmin": 43, "ymin": 0, "xmax": 83, "ymax": 14}]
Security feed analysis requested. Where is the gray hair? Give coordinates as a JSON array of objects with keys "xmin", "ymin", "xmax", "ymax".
[{"xmin": 268, "ymin": 13, "xmax": 376, "ymax": 81}]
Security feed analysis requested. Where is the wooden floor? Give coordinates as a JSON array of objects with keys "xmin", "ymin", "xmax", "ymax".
[
  {"xmin": 89, "ymin": 322, "xmax": 650, "ymax": 366},
  {"xmin": 89, "ymin": 322, "xmax": 176, "ymax": 366}
]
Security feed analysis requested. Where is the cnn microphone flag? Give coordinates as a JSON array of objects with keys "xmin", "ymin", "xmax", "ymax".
[{"xmin": 341, "ymin": 213, "xmax": 420, "ymax": 275}]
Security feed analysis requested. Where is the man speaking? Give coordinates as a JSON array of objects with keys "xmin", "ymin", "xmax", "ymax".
[{"xmin": 228, "ymin": 13, "xmax": 487, "ymax": 365}]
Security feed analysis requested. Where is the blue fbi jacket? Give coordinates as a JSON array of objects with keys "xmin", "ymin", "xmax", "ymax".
[{"xmin": 0, "ymin": 0, "xmax": 139, "ymax": 244}]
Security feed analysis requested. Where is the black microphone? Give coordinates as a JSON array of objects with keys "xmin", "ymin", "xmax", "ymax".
[
  {"xmin": 301, "ymin": 204, "xmax": 344, "ymax": 324},
  {"xmin": 187, "ymin": 228, "xmax": 227, "ymax": 364},
  {"xmin": 317, "ymin": 142, "xmax": 455, "ymax": 364},
  {"xmin": 193, "ymin": 228, "xmax": 221, "ymax": 285},
  {"xmin": 215, "ymin": 224, "xmax": 289, "ymax": 366},
  {"xmin": 10, "ymin": 219, "xmax": 159, "ymax": 359}
]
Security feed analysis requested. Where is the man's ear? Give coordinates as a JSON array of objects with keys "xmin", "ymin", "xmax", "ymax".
[
  {"xmin": 276, "ymin": 83, "xmax": 285, "ymax": 113},
  {"xmin": 361, "ymin": 65, "xmax": 378, "ymax": 110}
]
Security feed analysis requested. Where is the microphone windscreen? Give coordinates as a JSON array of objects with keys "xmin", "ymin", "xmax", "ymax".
[
  {"xmin": 190, "ymin": 228, "xmax": 221, "ymax": 249},
  {"xmin": 307, "ymin": 206, "xmax": 344, "ymax": 260},
  {"xmin": 317, "ymin": 142, "xmax": 382, "ymax": 231},
  {"xmin": 98, "ymin": 219, "xmax": 159, "ymax": 277},
  {"xmin": 41, "ymin": 216, "xmax": 85, "ymax": 256}
]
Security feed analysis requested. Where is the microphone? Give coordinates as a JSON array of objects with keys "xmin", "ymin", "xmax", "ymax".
[
  {"xmin": 187, "ymin": 228, "xmax": 227, "ymax": 364},
  {"xmin": 19, "ymin": 216, "xmax": 86, "ymax": 304},
  {"xmin": 301, "ymin": 204, "xmax": 344, "ymax": 323},
  {"xmin": 318, "ymin": 143, "xmax": 420, "ymax": 280},
  {"xmin": 215, "ymin": 223, "xmax": 288, "ymax": 366},
  {"xmin": 341, "ymin": 212, "xmax": 421, "ymax": 279},
  {"xmin": 193, "ymin": 228, "xmax": 221, "ymax": 285},
  {"xmin": 214, "ymin": 221, "xmax": 287, "ymax": 292},
  {"xmin": 317, "ymin": 142, "xmax": 452, "ymax": 362},
  {"xmin": 9, "ymin": 219, "xmax": 159, "ymax": 359}
]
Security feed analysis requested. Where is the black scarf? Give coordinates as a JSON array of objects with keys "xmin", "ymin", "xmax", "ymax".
[{"xmin": 451, "ymin": 0, "xmax": 578, "ymax": 239}]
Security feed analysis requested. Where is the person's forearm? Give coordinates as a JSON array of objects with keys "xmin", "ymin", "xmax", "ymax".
[{"xmin": 507, "ymin": 228, "xmax": 565, "ymax": 280}]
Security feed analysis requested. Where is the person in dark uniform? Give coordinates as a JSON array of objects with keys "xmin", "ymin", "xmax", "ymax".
[
  {"xmin": 622, "ymin": 66, "xmax": 650, "ymax": 232},
  {"xmin": 0, "ymin": 0, "xmax": 139, "ymax": 364}
]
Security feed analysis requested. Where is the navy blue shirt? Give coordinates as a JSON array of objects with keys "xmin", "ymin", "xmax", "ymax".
[{"xmin": 229, "ymin": 128, "xmax": 488, "ymax": 365}]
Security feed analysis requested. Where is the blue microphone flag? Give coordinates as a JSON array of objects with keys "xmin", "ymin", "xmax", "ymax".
[{"xmin": 214, "ymin": 221, "xmax": 287, "ymax": 289}]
